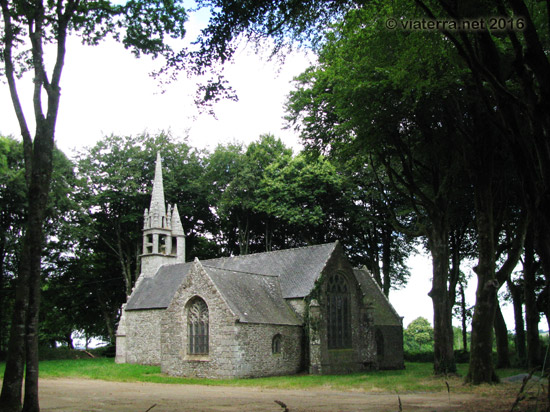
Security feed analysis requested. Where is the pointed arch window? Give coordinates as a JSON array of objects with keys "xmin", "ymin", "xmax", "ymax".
[
  {"xmin": 272, "ymin": 334, "xmax": 282, "ymax": 355},
  {"xmin": 187, "ymin": 297, "xmax": 209, "ymax": 355},
  {"xmin": 327, "ymin": 273, "xmax": 352, "ymax": 349}
]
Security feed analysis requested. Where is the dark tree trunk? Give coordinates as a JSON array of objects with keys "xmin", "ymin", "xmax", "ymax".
[
  {"xmin": 458, "ymin": 281, "xmax": 468, "ymax": 352},
  {"xmin": 466, "ymin": 172, "xmax": 499, "ymax": 384},
  {"xmin": 524, "ymin": 225, "xmax": 541, "ymax": 369},
  {"xmin": 65, "ymin": 333, "xmax": 74, "ymax": 349},
  {"xmin": 0, "ymin": 240, "xmax": 31, "ymax": 412},
  {"xmin": 0, "ymin": 233, "xmax": 7, "ymax": 353},
  {"xmin": 507, "ymin": 278, "xmax": 526, "ymax": 365},
  {"xmin": 494, "ymin": 301, "xmax": 510, "ymax": 368},
  {"xmin": 427, "ymin": 222, "xmax": 456, "ymax": 374},
  {"xmin": 381, "ymin": 225, "xmax": 391, "ymax": 297},
  {"xmin": 97, "ymin": 290, "xmax": 116, "ymax": 344},
  {"xmin": 237, "ymin": 216, "xmax": 250, "ymax": 255}
]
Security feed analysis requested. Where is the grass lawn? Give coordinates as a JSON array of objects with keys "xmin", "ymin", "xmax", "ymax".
[{"xmin": 0, "ymin": 359, "xmax": 529, "ymax": 393}]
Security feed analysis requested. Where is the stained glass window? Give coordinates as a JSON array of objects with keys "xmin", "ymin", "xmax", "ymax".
[
  {"xmin": 187, "ymin": 297, "xmax": 209, "ymax": 355},
  {"xmin": 327, "ymin": 273, "xmax": 351, "ymax": 349}
]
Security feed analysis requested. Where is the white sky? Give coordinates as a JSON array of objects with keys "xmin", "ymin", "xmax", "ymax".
[{"xmin": 0, "ymin": 3, "xmax": 517, "ymax": 332}]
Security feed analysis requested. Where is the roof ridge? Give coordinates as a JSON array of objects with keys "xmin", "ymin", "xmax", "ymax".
[
  {"xmin": 201, "ymin": 263, "xmax": 279, "ymax": 278},
  {"xmin": 204, "ymin": 241, "xmax": 338, "ymax": 262}
]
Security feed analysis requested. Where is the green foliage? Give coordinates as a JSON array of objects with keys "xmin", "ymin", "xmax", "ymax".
[
  {"xmin": 0, "ymin": 136, "xmax": 25, "ymax": 354},
  {"xmin": 206, "ymin": 134, "xmax": 293, "ymax": 254},
  {"xmin": 0, "ymin": 138, "xmax": 84, "ymax": 351},
  {"xmin": 404, "ymin": 317, "xmax": 434, "ymax": 352},
  {"xmin": 257, "ymin": 153, "xmax": 345, "ymax": 241}
]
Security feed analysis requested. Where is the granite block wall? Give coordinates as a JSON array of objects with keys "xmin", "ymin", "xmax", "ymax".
[
  {"xmin": 161, "ymin": 262, "xmax": 239, "ymax": 378},
  {"xmin": 234, "ymin": 323, "xmax": 303, "ymax": 378},
  {"xmin": 125, "ymin": 309, "xmax": 163, "ymax": 365}
]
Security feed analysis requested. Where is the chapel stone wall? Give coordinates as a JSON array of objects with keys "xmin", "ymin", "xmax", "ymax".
[
  {"xmin": 376, "ymin": 324, "xmax": 405, "ymax": 369},
  {"xmin": 125, "ymin": 309, "xmax": 163, "ymax": 365},
  {"xmin": 234, "ymin": 323, "xmax": 303, "ymax": 378},
  {"xmin": 314, "ymin": 246, "xmax": 377, "ymax": 374},
  {"xmin": 161, "ymin": 263, "xmax": 240, "ymax": 378}
]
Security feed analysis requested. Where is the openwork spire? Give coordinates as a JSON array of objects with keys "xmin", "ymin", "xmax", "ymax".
[
  {"xmin": 142, "ymin": 151, "xmax": 185, "ymax": 264},
  {"xmin": 148, "ymin": 152, "xmax": 167, "ymax": 228}
]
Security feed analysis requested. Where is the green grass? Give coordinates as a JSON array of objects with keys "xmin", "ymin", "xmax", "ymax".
[{"xmin": 0, "ymin": 359, "xmax": 529, "ymax": 392}]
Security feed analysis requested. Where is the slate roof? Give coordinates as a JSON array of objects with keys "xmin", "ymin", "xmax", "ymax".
[
  {"xmin": 353, "ymin": 268, "xmax": 402, "ymax": 326},
  {"xmin": 126, "ymin": 242, "xmax": 338, "ymax": 312},
  {"xmin": 203, "ymin": 265, "xmax": 301, "ymax": 325},
  {"xmin": 202, "ymin": 242, "xmax": 337, "ymax": 298},
  {"xmin": 126, "ymin": 263, "xmax": 193, "ymax": 310}
]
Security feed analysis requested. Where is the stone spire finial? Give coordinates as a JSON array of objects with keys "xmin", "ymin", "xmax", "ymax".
[
  {"xmin": 171, "ymin": 204, "xmax": 185, "ymax": 236},
  {"xmin": 149, "ymin": 152, "xmax": 166, "ymax": 226}
]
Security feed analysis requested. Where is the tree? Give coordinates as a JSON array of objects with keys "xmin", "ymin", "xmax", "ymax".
[
  {"xmin": 405, "ymin": 317, "xmax": 434, "ymax": 352},
  {"xmin": 215, "ymin": 134, "xmax": 293, "ymax": 254},
  {"xmin": 0, "ymin": 138, "xmax": 82, "ymax": 352},
  {"xmin": 0, "ymin": 136, "xmax": 25, "ymax": 355},
  {"xmin": 413, "ymin": 0, "xmax": 550, "ymax": 384},
  {"xmin": 0, "ymin": 1, "xmax": 188, "ymax": 410},
  {"xmin": 256, "ymin": 152, "xmax": 347, "ymax": 246}
]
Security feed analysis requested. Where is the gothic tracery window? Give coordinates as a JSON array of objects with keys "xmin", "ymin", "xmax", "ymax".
[
  {"xmin": 327, "ymin": 273, "xmax": 352, "ymax": 349},
  {"xmin": 187, "ymin": 297, "xmax": 209, "ymax": 355}
]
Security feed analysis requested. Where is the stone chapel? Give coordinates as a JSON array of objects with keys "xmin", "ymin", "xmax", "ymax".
[{"xmin": 115, "ymin": 153, "xmax": 404, "ymax": 378}]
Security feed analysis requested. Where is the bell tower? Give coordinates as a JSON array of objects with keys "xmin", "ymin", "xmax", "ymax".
[{"xmin": 140, "ymin": 152, "xmax": 185, "ymax": 278}]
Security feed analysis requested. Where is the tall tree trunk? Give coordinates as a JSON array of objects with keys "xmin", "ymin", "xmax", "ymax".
[
  {"xmin": 96, "ymin": 289, "xmax": 116, "ymax": 343},
  {"xmin": 524, "ymin": 225, "xmax": 541, "ymax": 369},
  {"xmin": 507, "ymin": 278, "xmax": 526, "ymax": 365},
  {"xmin": 494, "ymin": 300, "xmax": 510, "ymax": 368},
  {"xmin": 237, "ymin": 216, "xmax": 250, "ymax": 255},
  {"xmin": 427, "ymin": 222, "xmax": 456, "ymax": 374},
  {"xmin": 0, "ymin": 238, "xmax": 31, "ymax": 412},
  {"xmin": 0, "ymin": 233, "xmax": 6, "ymax": 353},
  {"xmin": 381, "ymin": 225, "xmax": 391, "ymax": 297},
  {"xmin": 466, "ymin": 170, "xmax": 499, "ymax": 384},
  {"xmin": 458, "ymin": 281, "xmax": 468, "ymax": 352}
]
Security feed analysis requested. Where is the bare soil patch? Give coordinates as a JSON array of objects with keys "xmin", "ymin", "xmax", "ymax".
[{"xmin": 36, "ymin": 377, "xmax": 546, "ymax": 412}]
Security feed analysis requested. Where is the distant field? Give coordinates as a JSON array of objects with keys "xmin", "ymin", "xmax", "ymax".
[{"xmin": 0, "ymin": 359, "xmax": 529, "ymax": 393}]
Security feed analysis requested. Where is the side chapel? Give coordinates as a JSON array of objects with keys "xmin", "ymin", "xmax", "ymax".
[{"xmin": 115, "ymin": 153, "xmax": 404, "ymax": 378}]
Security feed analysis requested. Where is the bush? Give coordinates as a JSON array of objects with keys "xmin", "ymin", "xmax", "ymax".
[
  {"xmin": 37, "ymin": 346, "xmax": 116, "ymax": 360},
  {"xmin": 454, "ymin": 350, "xmax": 470, "ymax": 363},
  {"xmin": 404, "ymin": 351, "xmax": 433, "ymax": 362},
  {"xmin": 94, "ymin": 344, "xmax": 116, "ymax": 358},
  {"xmin": 404, "ymin": 349, "xmax": 470, "ymax": 364},
  {"xmin": 39, "ymin": 347, "xmax": 86, "ymax": 360}
]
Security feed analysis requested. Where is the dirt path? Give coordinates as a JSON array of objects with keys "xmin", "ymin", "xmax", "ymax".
[{"xmin": 36, "ymin": 378, "xmax": 508, "ymax": 412}]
